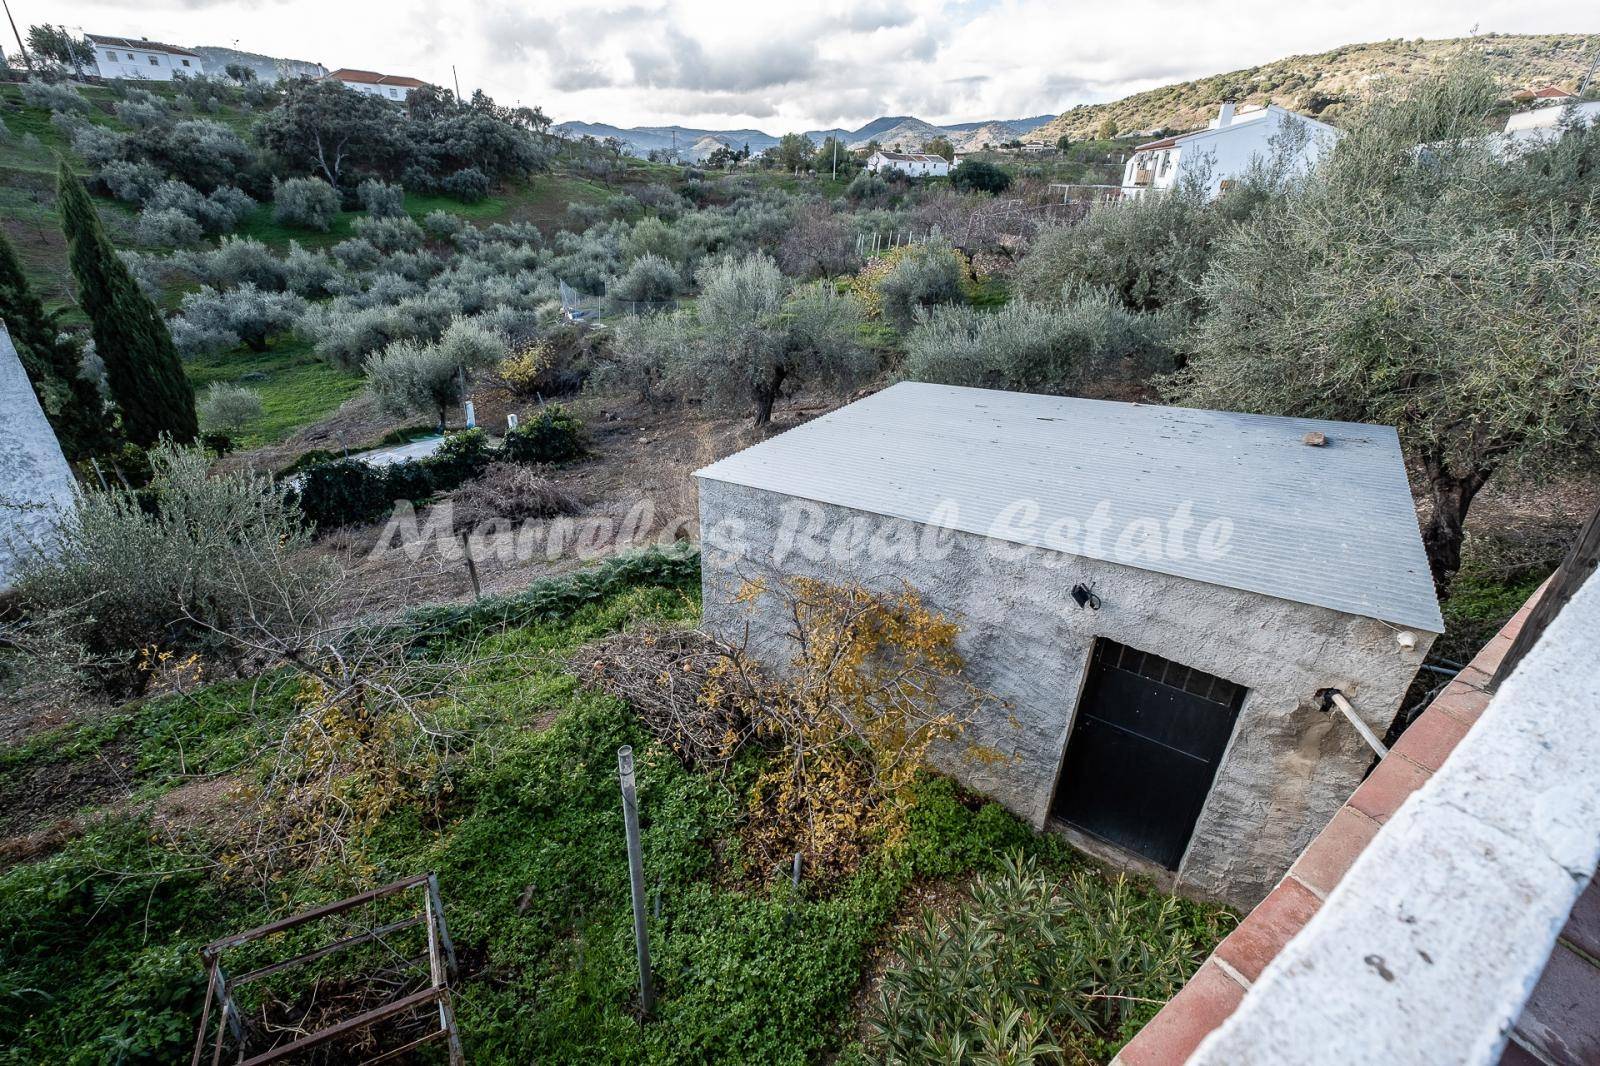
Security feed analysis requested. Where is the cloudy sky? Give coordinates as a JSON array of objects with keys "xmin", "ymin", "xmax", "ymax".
[{"xmin": 39, "ymin": 0, "xmax": 1593, "ymax": 132}]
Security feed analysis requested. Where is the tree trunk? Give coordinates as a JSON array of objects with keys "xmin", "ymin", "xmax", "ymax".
[
  {"xmin": 1419, "ymin": 452, "xmax": 1493, "ymax": 594},
  {"xmin": 752, "ymin": 367, "xmax": 786, "ymax": 427}
]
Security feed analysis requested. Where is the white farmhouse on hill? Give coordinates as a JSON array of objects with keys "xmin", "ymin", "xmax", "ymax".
[
  {"xmin": 88, "ymin": 34, "xmax": 205, "ymax": 81},
  {"xmin": 866, "ymin": 150, "xmax": 950, "ymax": 178},
  {"xmin": 1121, "ymin": 102, "xmax": 1339, "ymax": 200},
  {"xmin": 326, "ymin": 68, "xmax": 429, "ymax": 101}
]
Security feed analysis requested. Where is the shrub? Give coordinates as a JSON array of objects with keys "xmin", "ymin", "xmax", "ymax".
[
  {"xmin": 142, "ymin": 180, "xmax": 255, "ymax": 236},
  {"xmin": 865, "ymin": 851, "xmax": 1214, "ymax": 1063},
  {"xmin": 331, "ymin": 236, "xmax": 381, "ymax": 271},
  {"xmin": 113, "ymin": 97, "xmax": 168, "ymax": 129},
  {"xmin": 12, "ymin": 443, "xmax": 324, "ymax": 690},
  {"xmin": 170, "ymin": 284, "xmax": 307, "ymax": 355},
  {"xmin": 1015, "ymin": 184, "xmax": 1217, "ymax": 315},
  {"xmin": 131, "ymin": 118, "xmax": 254, "ymax": 192},
  {"xmin": 358, "ymin": 178, "xmax": 406, "ymax": 217},
  {"xmin": 70, "ymin": 123, "xmax": 126, "ymax": 167},
  {"xmin": 593, "ymin": 308, "xmax": 696, "ymax": 403},
  {"xmin": 295, "ymin": 430, "xmax": 492, "ymax": 529},
  {"xmin": 903, "ymin": 289, "xmax": 1182, "ymax": 393},
  {"xmin": 422, "ymin": 209, "xmax": 465, "ymax": 238},
  {"xmin": 949, "ymin": 159, "xmax": 1013, "ymax": 194},
  {"xmin": 135, "ymin": 206, "xmax": 204, "ymax": 247},
  {"xmin": 177, "ymin": 236, "xmax": 287, "ymax": 291},
  {"xmin": 20, "ymin": 79, "xmax": 89, "ymax": 113},
  {"xmin": 606, "ymin": 252, "xmax": 681, "ymax": 310},
  {"xmin": 846, "ymin": 171, "xmax": 889, "ymax": 203},
  {"xmin": 351, "ymin": 214, "xmax": 425, "ymax": 253},
  {"xmin": 98, "ymin": 160, "xmax": 165, "ymax": 204},
  {"xmin": 295, "ymin": 458, "xmax": 398, "ymax": 529},
  {"xmin": 272, "ymin": 176, "xmax": 341, "ymax": 231},
  {"xmin": 282, "ymin": 242, "xmax": 343, "ymax": 298},
  {"xmin": 502, "ymin": 404, "xmax": 583, "ymax": 463},
  {"xmin": 872, "ymin": 240, "xmax": 967, "ymax": 330},
  {"xmin": 440, "ymin": 166, "xmax": 490, "ymax": 203},
  {"xmin": 196, "ymin": 381, "xmax": 264, "ymax": 436}
]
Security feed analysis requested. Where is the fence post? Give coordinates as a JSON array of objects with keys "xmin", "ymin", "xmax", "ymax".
[
  {"xmin": 618, "ymin": 746, "xmax": 656, "ymax": 1016},
  {"xmin": 458, "ymin": 531, "xmax": 481, "ymax": 599}
]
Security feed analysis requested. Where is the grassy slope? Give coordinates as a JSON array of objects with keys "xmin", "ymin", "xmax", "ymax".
[
  {"xmin": 1036, "ymin": 32, "xmax": 1595, "ymax": 140},
  {"xmin": 0, "ymin": 567, "xmax": 1230, "ymax": 1065},
  {"xmin": 185, "ymin": 334, "xmax": 365, "ymax": 445}
]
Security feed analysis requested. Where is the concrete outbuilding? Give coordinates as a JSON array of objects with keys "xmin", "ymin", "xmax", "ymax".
[{"xmin": 696, "ymin": 383, "xmax": 1442, "ymax": 907}]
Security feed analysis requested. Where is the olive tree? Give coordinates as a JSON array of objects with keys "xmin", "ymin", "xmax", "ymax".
[
  {"xmin": 363, "ymin": 316, "xmax": 506, "ymax": 430},
  {"xmin": 1171, "ymin": 66, "xmax": 1600, "ymax": 587},
  {"xmin": 678, "ymin": 253, "xmax": 873, "ymax": 425},
  {"xmin": 197, "ymin": 382, "xmax": 265, "ymax": 436}
]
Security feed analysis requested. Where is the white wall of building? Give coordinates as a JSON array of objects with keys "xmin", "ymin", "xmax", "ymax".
[
  {"xmin": 339, "ymin": 80, "xmax": 412, "ymax": 102},
  {"xmin": 866, "ymin": 151, "xmax": 951, "ymax": 177},
  {"xmin": 1123, "ymin": 105, "xmax": 1339, "ymax": 200},
  {"xmin": 91, "ymin": 45, "xmax": 203, "ymax": 82},
  {"xmin": 0, "ymin": 322, "xmax": 77, "ymax": 591}
]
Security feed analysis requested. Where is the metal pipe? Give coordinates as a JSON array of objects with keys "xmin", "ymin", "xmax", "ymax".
[
  {"xmin": 618, "ymin": 746, "xmax": 656, "ymax": 1015},
  {"xmin": 1327, "ymin": 690, "xmax": 1389, "ymax": 758}
]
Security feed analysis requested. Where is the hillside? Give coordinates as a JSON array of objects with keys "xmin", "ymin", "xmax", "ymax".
[{"xmin": 1036, "ymin": 33, "xmax": 1594, "ymax": 140}]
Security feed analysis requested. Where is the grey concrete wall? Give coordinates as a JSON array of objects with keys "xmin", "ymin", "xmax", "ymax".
[
  {"xmin": 698, "ymin": 478, "xmax": 1434, "ymax": 908},
  {"xmin": 0, "ymin": 320, "xmax": 78, "ymax": 591}
]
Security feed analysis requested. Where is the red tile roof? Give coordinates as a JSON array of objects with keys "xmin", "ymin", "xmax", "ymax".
[
  {"xmin": 87, "ymin": 34, "xmax": 200, "ymax": 59},
  {"xmin": 1133, "ymin": 135, "xmax": 1180, "ymax": 152},
  {"xmin": 326, "ymin": 68, "xmax": 428, "ymax": 88},
  {"xmin": 1533, "ymin": 85, "xmax": 1575, "ymax": 99}
]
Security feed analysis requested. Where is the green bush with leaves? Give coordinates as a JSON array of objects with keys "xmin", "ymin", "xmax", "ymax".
[
  {"xmin": 502, "ymin": 405, "xmax": 583, "ymax": 463},
  {"xmin": 904, "ymin": 289, "xmax": 1183, "ymax": 394},
  {"xmin": 272, "ymin": 175, "xmax": 341, "ymax": 231},
  {"xmin": 874, "ymin": 240, "xmax": 967, "ymax": 331},
  {"xmin": 295, "ymin": 429, "xmax": 492, "ymax": 530},
  {"xmin": 864, "ymin": 851, "xmax": 1218, "ymax": 1064},
  {"xmin": 12, "ymin": 443, "xmax": 325, "ymax": 690}
]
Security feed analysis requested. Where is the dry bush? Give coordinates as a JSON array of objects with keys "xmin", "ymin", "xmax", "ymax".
[
  {"xmin": 449, "ymin": 462, "xmax": 583, "ymax": 528},
  {"xmin": 738, "ymin": 577, "xmax": 1001, "ymax": 883},
  {"xmin": 572, "ymin": 625, "xmax": 758, "ymax": 771},
  {"xmin": 577, "ymin": 579, "xmax": 1001, "ymax": 885}
]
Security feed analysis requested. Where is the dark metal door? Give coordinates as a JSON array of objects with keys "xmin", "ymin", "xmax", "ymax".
[{"xmin": 1050, "ymin": 639, "xmax": 1247, "ymax": 870}]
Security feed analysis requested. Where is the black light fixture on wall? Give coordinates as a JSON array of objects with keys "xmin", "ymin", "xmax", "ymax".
[{"xmin": 1071, "ymin": 583, "xmax": 1101, "ymax": 610}]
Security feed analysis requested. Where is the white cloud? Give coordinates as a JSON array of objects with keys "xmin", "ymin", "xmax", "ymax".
[{"xmin": 41, "ymin": 0, "xmax": 1590, "ymax": 131}]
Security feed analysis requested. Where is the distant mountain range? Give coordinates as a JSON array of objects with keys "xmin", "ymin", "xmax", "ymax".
[{"xmin": 555, "ymin": 114, "xmax": 1055, "ymax": 161}]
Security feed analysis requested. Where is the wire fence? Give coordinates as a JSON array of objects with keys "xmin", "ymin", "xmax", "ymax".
[{"xmin": 559, "ymin": 279, "xmax": 677, "ymax": 323}]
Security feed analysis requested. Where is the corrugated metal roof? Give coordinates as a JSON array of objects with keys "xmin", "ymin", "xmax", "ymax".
[{"xmin": 695, "ymin": 382, "xmax": 1443, "ymax": 632}]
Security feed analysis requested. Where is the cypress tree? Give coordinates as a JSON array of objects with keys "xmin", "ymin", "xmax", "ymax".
[
  {"xmin": 56, "ymin": 159, "xmax": 197, "ymax": 447},
  {"xmin": 0, "ymin": 229, "xmax": 113, "ymax": 459}
]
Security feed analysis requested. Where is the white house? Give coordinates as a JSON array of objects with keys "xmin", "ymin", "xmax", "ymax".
[
  {"xmin": 866, "ymin": 151, "xmax": 951, "ymax": 178},
  {"xmin": 88, "ymin": 34, "xmax": 205, "ymax": 81},
  {"xmin": 1493, "ymin": 99, "xmax": 1600, "ymax": 156},
  {"xmin": 1121, "ymin": 102, "xmax": 1339, "ymax": 200},
  {"xmin": 325, "ymin": 68, "xmax": 429, "ymax": 102}
]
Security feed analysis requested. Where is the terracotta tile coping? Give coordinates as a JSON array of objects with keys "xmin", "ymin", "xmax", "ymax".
[{"xmin": 1111, "ymin": 585, "xmax": 1545, "ymax": 1066}]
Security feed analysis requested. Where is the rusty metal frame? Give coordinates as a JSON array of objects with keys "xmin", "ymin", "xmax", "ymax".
[{"xmin": 190, "ymin": 873, "xmax": 463, "ymax": 1066}]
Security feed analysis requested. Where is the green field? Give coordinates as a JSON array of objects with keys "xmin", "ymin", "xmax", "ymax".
[{"xmin": 185, "ymin": 335, "xmax": 364, "ymax": 445}]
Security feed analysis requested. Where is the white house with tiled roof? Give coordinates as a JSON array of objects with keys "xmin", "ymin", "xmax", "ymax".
[
  {"xmin": 88, "ymin": 34, "xmax": 205, "ymax": 81},
  {"xmin": 1121, "ymin": 102, "xmax": 1339, "ymax": 200},
  {"xmin": 865, "ymin": 150, "xmax": 950, "ymax": 177},
  {"xmin": 326, "ymin": 68, "xmax": 429, "ymax": 102}
]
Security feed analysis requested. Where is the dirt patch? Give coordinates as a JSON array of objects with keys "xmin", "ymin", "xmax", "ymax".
[
  {"xmin": 0, "ymin": 737, "xmax": 137, "ymax": 838},
  {"xmin": 846, "ymin": 873, "xmax": 976, "ymax": 1047}
]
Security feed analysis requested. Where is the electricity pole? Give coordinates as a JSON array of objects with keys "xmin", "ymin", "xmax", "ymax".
[
  {"xmin": 832, "ymin": 135, "xmax": 838, "ymax": 181},
  {"xmin": 452, "ymin": 65, "xmax": 462, "ymax": 106},
  {"xmin": 3, "ymin": 0, "xmax": 32, "ymax": 73}
]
